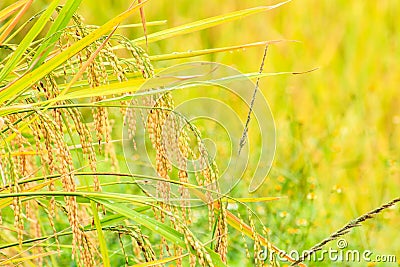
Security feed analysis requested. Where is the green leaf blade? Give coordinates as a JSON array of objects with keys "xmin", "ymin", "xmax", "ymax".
[
  {"xmin": 30, "ymin": 0, "xmax": 83, "ymax": 69},
  {"xmin": 0, "ymin": 0, "xmax": 60, "ymax": 82},
  {"xmin": 132, "ymin": 2, "xmax": 291, "ymax": 45}
]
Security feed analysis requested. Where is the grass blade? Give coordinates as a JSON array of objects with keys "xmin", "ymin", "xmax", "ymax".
[
  {"xmin": 0, "ymin": 0, "xmax": 32, "ymax": 44},
  {"xmin": 131, "ymin": 254, "xmax": 188, "ymax": 267},
  {"xmin": 94, "ymin": 199, "xmax": 186, "ymax": 247},
  {"xmin": 224, "ymin": 196, "xmax": 282, "ymax": 203},
  {"xmin": 149, "ymin": 40, "xmax": 286, "ymax": 61},
  {"xmin": 137, "ymin": 0, "xmax": 148, "ymax": 48},
  {"xmin": 90, "ymin": 201, "xmax": 110, "ymax": 267},
  {"xmin": 0, "ymin": 0, "xmax": 59, "ymax": 82},
  {"xmin": 0, "ymin": 0, "xmax": 28, "ymax": 23},
  {"xmin": 0, "ymin": 0, "xmax": 149, "ymax": 105},
  {"xmin": 30, "ymin": 0, "xmax": 82, "ymax": 69},
  {"xmin": 132, "ymin": 2, "xmax": 291, "ymax": 45},
  {"xmin": 93, "ymin": 199, "xmax": 227, "ymax": 266},
  {"xmin": 0, "ymin": 251, "xmax": 58, "ymax": 265}
]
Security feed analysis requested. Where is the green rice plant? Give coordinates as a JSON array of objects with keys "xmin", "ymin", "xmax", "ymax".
[
  {"xmin": 1, "ymin": 1, "xmax": 398, "ymax": 267},
  {"xmin": 0, "ymin": 1, "xmax": 299, "ymax": 266}
]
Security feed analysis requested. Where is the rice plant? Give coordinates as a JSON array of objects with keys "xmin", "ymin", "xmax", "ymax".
[
  {"xmin": 0, "ymin": 1, "xmax": 289, "ymax": 266},
  {"xmin": 0, "ymin": 1, "xmax": 398, "ymax": 267}
]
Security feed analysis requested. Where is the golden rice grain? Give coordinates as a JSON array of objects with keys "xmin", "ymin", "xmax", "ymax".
[
  {"xmin": 237, "ymin": 213, "xmax": 251, "ymax": 259},
  {"xmin": 214, "ymin": 202, "xmax": 228, "ymax": 263}
]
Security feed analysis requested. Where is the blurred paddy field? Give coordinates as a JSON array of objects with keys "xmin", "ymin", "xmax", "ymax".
[{"xmin": 2, "ymin": 0, "xmax": 399, "ymax": 265}]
